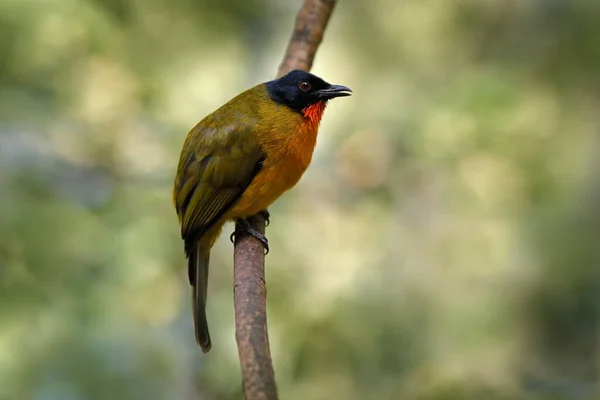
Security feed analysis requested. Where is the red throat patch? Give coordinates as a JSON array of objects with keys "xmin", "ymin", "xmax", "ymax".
[{"xmin": 302, "ymin": 101, "xmax": 327, "ymax": 125}]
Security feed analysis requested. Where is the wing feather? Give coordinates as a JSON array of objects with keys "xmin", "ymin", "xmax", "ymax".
[{"xmin": 174, "ymin": 119, "xmax": 265, "ymax": 252}]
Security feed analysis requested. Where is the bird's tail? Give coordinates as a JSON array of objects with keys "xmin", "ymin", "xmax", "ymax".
[{"xmin": 189, "ymin": 243, "xmax": 212, "ymax": 353}]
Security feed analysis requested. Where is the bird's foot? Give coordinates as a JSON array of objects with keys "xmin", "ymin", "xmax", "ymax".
[
  {"xmin": 230, "ymin": 218, "xmax": 269, "ymax": 254},
  {"xmin": 258, "ymin": 209, "xmax": 270, "ymax": 226}
]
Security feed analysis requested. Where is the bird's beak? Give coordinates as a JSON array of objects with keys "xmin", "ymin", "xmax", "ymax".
[{"xmin": 315, "ymin": 84, "xmax": 353, "ymax": 99}]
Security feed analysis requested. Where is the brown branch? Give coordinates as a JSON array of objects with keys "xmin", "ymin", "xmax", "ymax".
[
  {"xmin": 233, "ymin": 1, "xmax": 338, "ymax": 399},
  {"xmin": 277, "ymin": 0, "xmax": 337, "ymax": 78}
]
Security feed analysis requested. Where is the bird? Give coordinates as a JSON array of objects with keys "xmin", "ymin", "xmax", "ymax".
[{"xmin": 173, "ymin": 69, "xmax": 352, "ymax": 352}]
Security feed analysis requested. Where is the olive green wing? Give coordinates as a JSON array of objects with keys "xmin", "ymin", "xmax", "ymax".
[{"xmin": 173, "ymin": 121, "xmax": 265, "ymax": 252}]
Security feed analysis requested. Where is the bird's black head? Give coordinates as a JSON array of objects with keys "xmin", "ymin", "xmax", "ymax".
[{"xmin": 265, "ymin": 70, "xmax": 352, "ymax": 113}]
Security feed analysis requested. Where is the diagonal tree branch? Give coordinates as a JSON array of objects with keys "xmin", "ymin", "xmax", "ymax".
[
  {"xmin": 233, "ymin": 1, "xmax": 338, "ymax": 399},
  {"xmin": 277, "ymin": 0, "xmax": 337, "ymax": 78}
]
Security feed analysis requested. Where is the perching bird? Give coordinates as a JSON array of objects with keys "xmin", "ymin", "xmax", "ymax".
[{"xmin": 173, "ymin": 69, "xmax": 351, "ymax": 352}]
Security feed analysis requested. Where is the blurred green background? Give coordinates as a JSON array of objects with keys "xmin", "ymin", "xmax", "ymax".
[{"xmin": 1, "ymin": 0, "xmax": 600, "ymax": 399}]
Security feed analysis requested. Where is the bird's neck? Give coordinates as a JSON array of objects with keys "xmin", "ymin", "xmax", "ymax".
[
  {"xmin": 301, "ymin": 101, "xmax": 327, "ymax": 127},
  {"xmin": 284, "ymin": 103, "xmax": 323, "ymax": 174}
]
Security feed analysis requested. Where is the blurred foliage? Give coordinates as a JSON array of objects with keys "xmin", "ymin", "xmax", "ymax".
[{"xmin": 1, "ymin": 0, "xmax": 599, "ymax": 399}]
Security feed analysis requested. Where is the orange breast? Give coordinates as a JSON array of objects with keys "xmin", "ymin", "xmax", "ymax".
[{"xmin": 228, "ymin": 111, "xmax": 321, "ymax": 218}]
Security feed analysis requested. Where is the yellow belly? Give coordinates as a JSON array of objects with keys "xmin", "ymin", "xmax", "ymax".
[
  {"xmin": 227, "ymin": 159, "xmax": 305, "ymax": 218},
  {"xmin": 227, "ymin": 115, "xmax": 319, "ymax": 220}
]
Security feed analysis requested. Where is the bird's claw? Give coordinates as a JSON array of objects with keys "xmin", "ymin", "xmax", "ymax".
[
  {"xmin": 258, "ymin": 209, "xmax": 270, "ymax": 226},
  {"xmin": 230, "ymin": 218, "xmax": 270, "ymax": 254}
]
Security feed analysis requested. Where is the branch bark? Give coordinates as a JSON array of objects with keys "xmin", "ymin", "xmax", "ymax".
[
  {"xmin": 233, "ymin": 1, "xmax": 338, "ymax": 399},
  {"xmin": 277, "ymin": 0, "xmax": 337, "ymax": 78}
]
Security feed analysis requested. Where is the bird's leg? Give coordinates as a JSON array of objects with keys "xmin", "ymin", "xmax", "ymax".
[
  {"xmin": 258, "ymin": 209, "xmax": 270, "ymax": 226},
  {"xmin": 230, "ymin": 218, "xmax": 269, "ymax": 254}
]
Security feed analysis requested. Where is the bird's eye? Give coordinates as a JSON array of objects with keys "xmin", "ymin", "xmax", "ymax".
[{"xmin": 299, "ymin": 81, "xmax": 311, "ymax": 91}]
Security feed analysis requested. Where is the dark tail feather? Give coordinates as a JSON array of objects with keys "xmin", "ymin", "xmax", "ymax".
[{"xmin": 189, "ymin": 244, "xmax": 212, "ymax": 353}]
